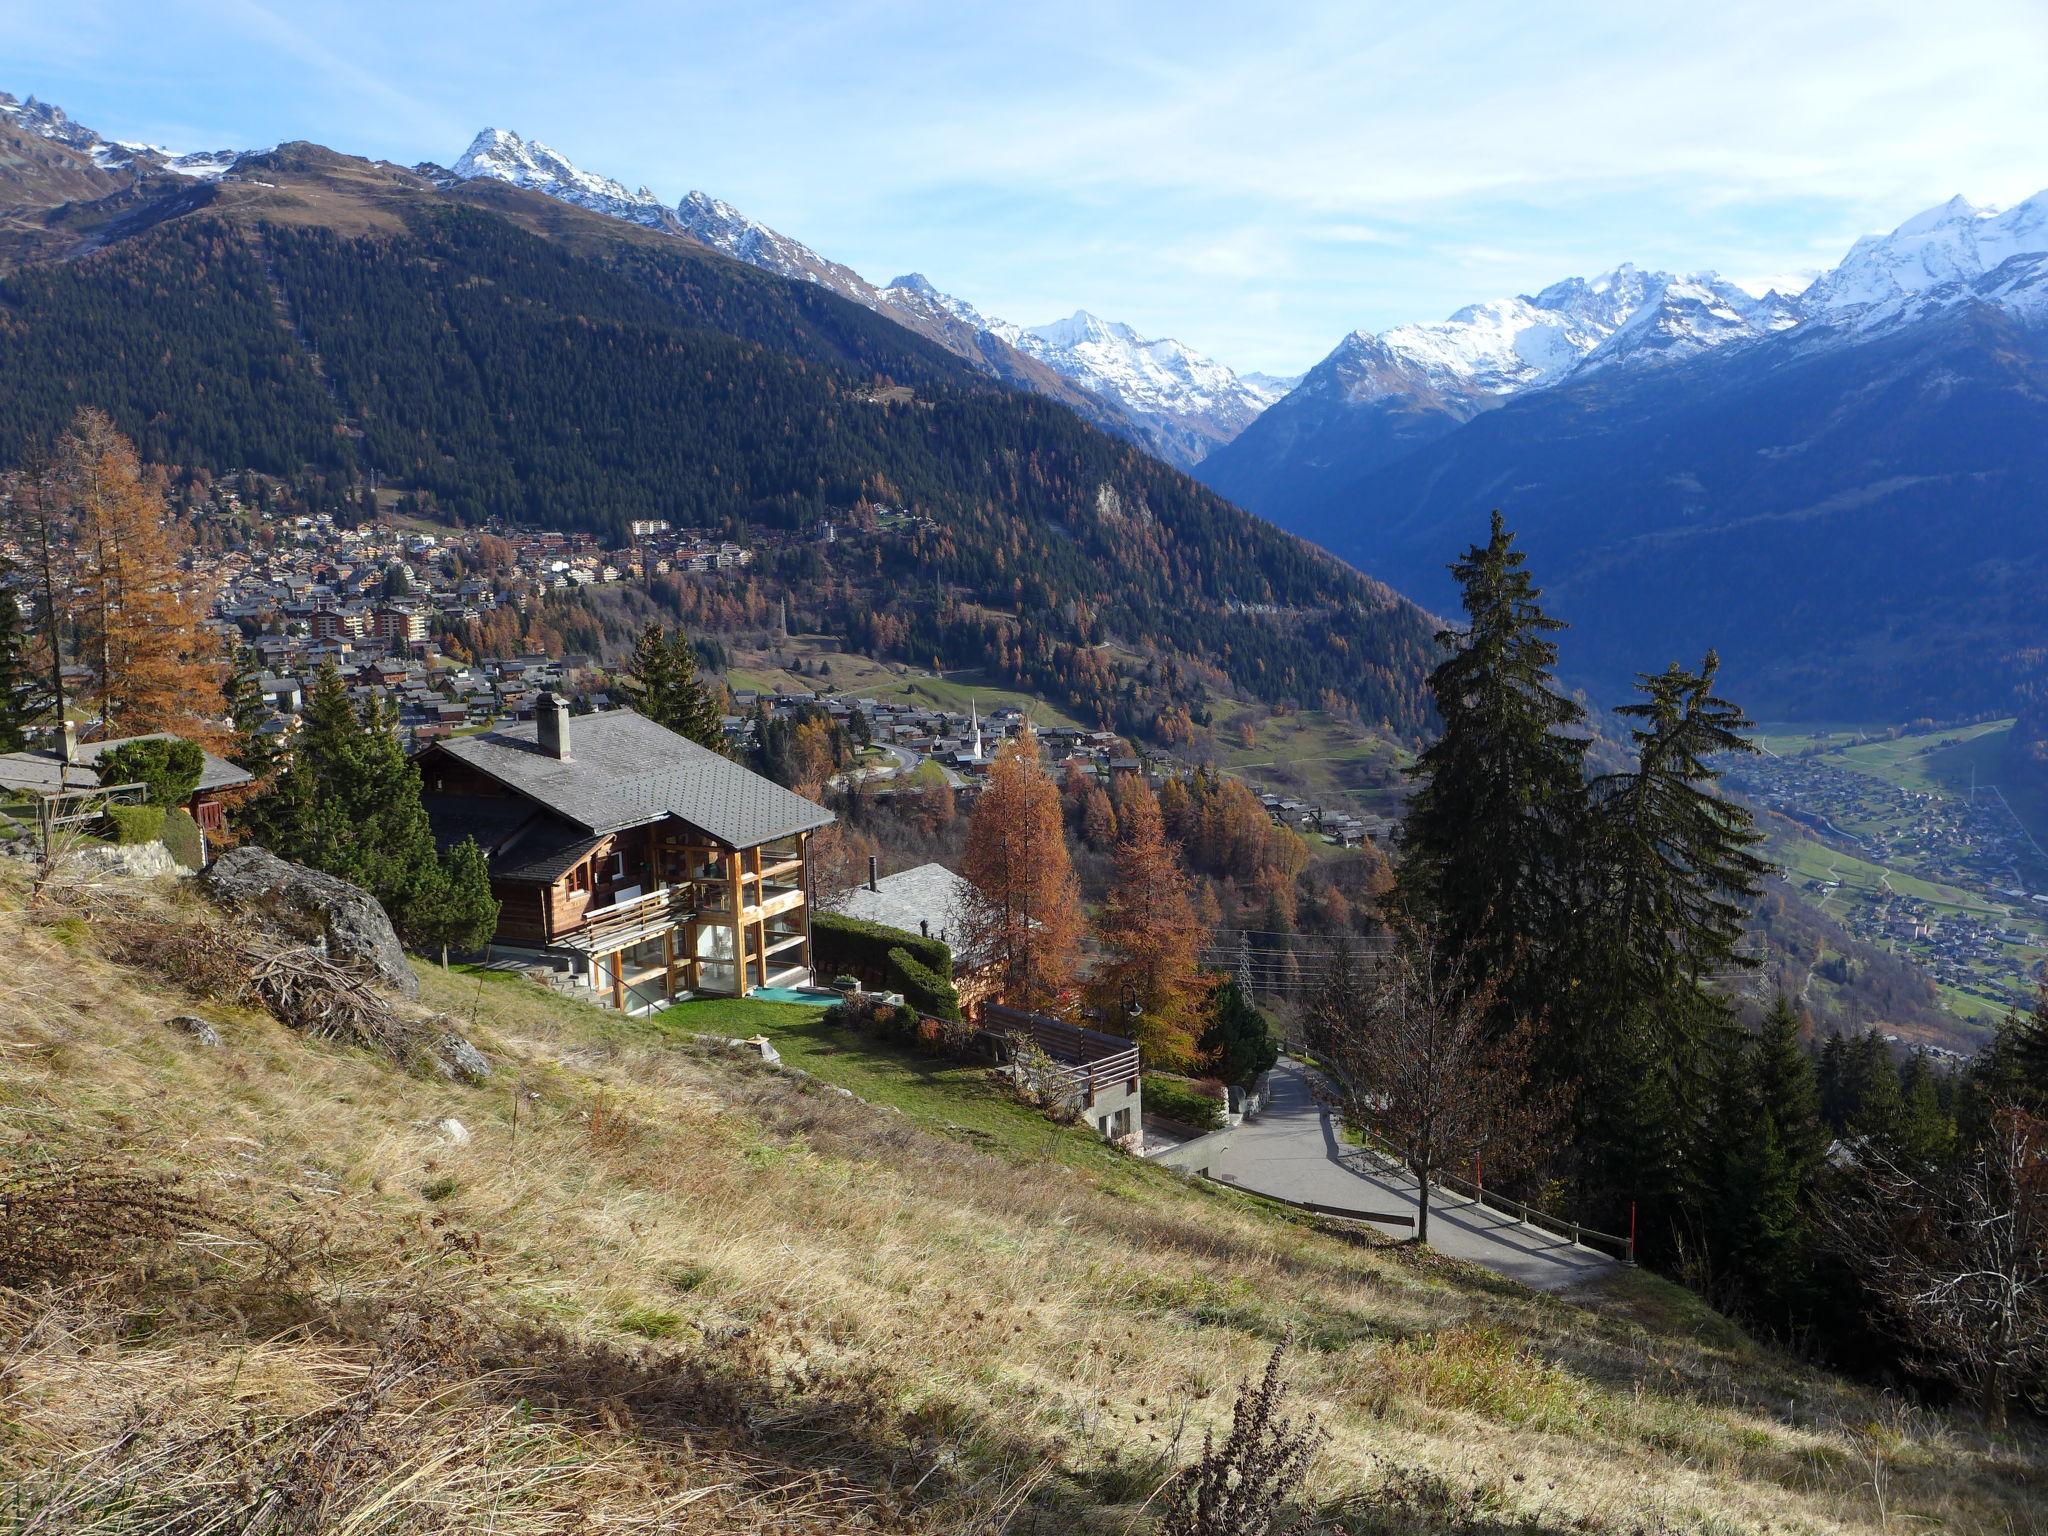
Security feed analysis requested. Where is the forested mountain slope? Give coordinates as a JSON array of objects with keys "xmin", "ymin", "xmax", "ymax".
[
  {"xmin": 1200, "ymin": 191, "xmax": 2048, "ymax": 721},
  {"xmin": 1210, "ymin": 298, "xmax": 2048, "ymax": 719},
  {"xmin": 0, "ymin": 137, "xmax": 1438, "ymax": 736}
]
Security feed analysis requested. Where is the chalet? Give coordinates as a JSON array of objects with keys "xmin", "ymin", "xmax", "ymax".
[
  {"xmin": 834, "ymin": 859, "xmax": 996, "ymax": 1008},
  {"xmin": 0, "ymin": 725, "xmax": 253, "ymax": 840},
  {"xmin": 418, "ymin": 695, "xmax": 834, "ymax": 1011}
]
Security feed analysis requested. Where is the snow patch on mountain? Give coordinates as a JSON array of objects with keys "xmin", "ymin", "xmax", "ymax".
[
  {"xmin": 0, "ymin": 91, "xmax": 242, "ymax": 179},
  {"xmin": 453, "ymin": 128, "xmax": 673, "ymax": 230}
]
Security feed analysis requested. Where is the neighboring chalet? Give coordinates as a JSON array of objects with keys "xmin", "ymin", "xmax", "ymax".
[
  {"xmin": 418, "ymin": 695, "xmax": 833, "ymax": 1009},
  {"xmin": 0, "ymin": 724, "xmax": 252, "ymax": 842},
  {"xmin": 834, "ymin": 859, "xmax": 997, "ymax": 1010}
]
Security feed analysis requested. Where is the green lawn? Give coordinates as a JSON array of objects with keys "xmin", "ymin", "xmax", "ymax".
[
  {"xmin": 1203, "ymin": 702, "xmax": 1408, "ymax": 820},
  {"xmin": 654, "ymin": 996, "xmax": 1146, "ymax": 1177},
  {"xmin": 1774, "ymin": 830, "xmax": 2007, "ymax": 916}
]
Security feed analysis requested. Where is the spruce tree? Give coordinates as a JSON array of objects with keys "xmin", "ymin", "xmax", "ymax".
[
  {"xmin": 225, "ymin": 658, "xmax": 283, "ymax": 779},
  {"xmin": 1752, "ymin": 996, "xmax": 1828, "ymax": 1186},
  {"xmin": 624, "ymin": 620, "xmax": 725, "ymax": 752},
  {"xmin": 1575, "ymin": 654, "xmax": 1770, "ymax": 1221},
  {"xmin": 1400, "ymin": 512, "xmax": 1587, "ymax": 1017},
  {"xmin": 420, "ymin": 835, "xmax": 500, "ymax": 967},
  {"xmin": 1586, "ymin": 654, "xmax": 1769, "ymax": 1007},
  {"xmin": 1835, "ymin": 1031, "xmax": 1905, "ymax": 1142},
  {"xmin": 1200, "ymin": 974, "xmax": 1282, "ymax": 1087},
  {"xmin": 1895, "ymin": 1050, "xmax": 1958, "ymax": 1166},
  {"xmin": 0, "ymin": 586, "xmax": 27, "ymax": 751},
  {"xmin": 242, "ymin": 664, "xmax": 448, "ymax": 946},
  {"xmin": 1973, "ymin": 987, "xmax": 2048, "ymax": 1114}
]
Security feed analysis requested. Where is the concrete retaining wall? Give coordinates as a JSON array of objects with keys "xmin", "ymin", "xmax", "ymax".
[{"xmin": 1145, "ymin": 1120, "xmax": 1239, "ymax": 1175}]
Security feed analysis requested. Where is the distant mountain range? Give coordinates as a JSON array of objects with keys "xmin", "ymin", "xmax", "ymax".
[
  {"xmin": 1200, "ymin": 190, "xmax": 2048, "ymax": 720},
  {"xmin": 444, "ymin": 127, "xmax": 1283, "ymax": 468},
  {"xmin": 0, "ymin": 92, "xmax": 1439, "ymax": 742},
  {"xmin": 12, "ymin": 85, "xmax": 2044, "ymax": 722}
]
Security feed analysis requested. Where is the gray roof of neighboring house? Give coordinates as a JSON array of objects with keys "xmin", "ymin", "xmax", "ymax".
[
  {"xmin": 0, "ymin": 734, "xmax": 253, "ymax": 797},
  {"xmin": 835, "ymin": 862, "xmax": 980, "ymax": 962},
  {"xmin": 425, "ymin": 708, "xmax": 833, "ymax": 850}
]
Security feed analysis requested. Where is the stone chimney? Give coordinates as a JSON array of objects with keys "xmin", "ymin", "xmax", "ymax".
[
  {"xmin": 868, "ymin": 855, "xmax": 879, "ymax": 892},
  {"xmin": 536, "ymin": 691, "xmax": 571, "ymax": 760}
]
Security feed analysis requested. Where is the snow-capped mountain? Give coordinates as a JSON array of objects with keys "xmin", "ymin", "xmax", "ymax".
[
  {"xmin": 452, "ymin": 128, "xmax": 676, "ymax": 231},
  {"xmin": 1204, "ymin": 187, "xmax": 2048, "ymax": 520},
  {"xmin": 1315, "ymin": 263, "xmax": 1799, "ymax": 412},
  {"xmin": 1200, "ymin": 185, "xmax": 2048, "ymax": 720},
  {"xmin": 440, "ymin": 127, "xmax": 1277, "ymax": 468},
  {"xmin": 0, "ymin": 91, "xmax": 241, "ymax": 179},
  {"xmin": 983, "ymin": 310, "xmax": 1288, "ymax": 465},
  {"xmin": 673, "ymin": 189, "xmax": 884, "ymax": 299},
  {"xmin": 1804, "ymin": 191, "xmax": 2048, "ymax": 320}
]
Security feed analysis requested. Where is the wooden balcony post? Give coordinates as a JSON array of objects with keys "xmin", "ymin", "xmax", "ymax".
[
  {"xmin": 797, "ymin": 831, "xmax": 814, "ymax": 978},
  {"xmin": 611, "ymin": 951, "xmax": 625, "ymax": 1011},
  {"xmin": 664, "ymin": 928, "xmax": 677, "ymax": 999},
  {"xmin": 727, "ymin": 850, "xmax": 746, "ymax": 994}
]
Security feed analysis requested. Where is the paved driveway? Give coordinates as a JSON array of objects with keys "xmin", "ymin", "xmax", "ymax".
[{"xmin": 1204, "ymin": 1059, "xmax": 1615, "ymax": 1292}]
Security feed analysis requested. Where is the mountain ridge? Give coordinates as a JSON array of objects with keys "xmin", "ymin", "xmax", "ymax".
[
  {"xmin": 0, "ymin": 107, "xmax": 1440, "ymax": 742},
  {"xmin": 441, "ymin": 125, "xmax": 1277, "ymax": 468}
]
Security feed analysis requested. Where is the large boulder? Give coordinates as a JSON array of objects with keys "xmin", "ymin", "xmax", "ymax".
[{"xmin": 201, "ymin": 846, "xmax": 419, "ymax": 1000}]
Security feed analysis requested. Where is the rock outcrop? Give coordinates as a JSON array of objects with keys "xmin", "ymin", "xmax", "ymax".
[{"xmin": 201, "ymin": 846, "xmax": 419, "ymax": 1000}]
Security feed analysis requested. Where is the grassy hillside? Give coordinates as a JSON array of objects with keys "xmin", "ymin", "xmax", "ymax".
[{"xmin": 5, "ymin": 872, "xmax": 2045, "ymax": 1533}]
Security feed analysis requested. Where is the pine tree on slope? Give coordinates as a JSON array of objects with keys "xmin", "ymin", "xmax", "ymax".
[{"xmin": 1399, "ymin": 511, "xmax": 1587, "ymax": 1023}]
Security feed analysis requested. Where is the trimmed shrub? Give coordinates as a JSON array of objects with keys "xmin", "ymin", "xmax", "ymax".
[
  {"xmin": 1144, "ymin": 1075, "xmax": 1224, "ymax": 1132},
  {"xmin": 96, "ymin": 737, "xmax": 204, "ymax": 808},
  {"xmin": 812, "ymin": 911, "xmax": 953, "ymax": 987},
  {"xmin": 161, "ymin": 807, "xmax": 205, "ymax": 870},
  {"xmin": 886, "ymin": 946, "xmax": 961, "ymax": 1022},
  {"xmin": 105, "ymin": 804, "xmax": 166, "ymax": 846}
]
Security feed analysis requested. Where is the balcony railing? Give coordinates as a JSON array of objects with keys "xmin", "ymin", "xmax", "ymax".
[{"xmin": 558, "ymin": 883, "xmax": 695, "ymax": 952}]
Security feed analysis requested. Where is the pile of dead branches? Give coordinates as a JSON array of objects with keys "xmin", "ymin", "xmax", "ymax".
[{"xmin": 98, "ymin": 911, "xmax": 479, "ymax": 1079}]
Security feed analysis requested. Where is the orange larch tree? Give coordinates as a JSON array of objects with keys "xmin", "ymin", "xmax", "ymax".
[
  {"xmin": 960, "ymin": 725, "xmax": 1081, "ymax": 1012},
  {"xmin": 62, "ymin": 411, "xmax": 225, "ymax": 744},
  {"xmin": 1093, "ymin": 775, "xmax": 1214, "ymax": 1069}
]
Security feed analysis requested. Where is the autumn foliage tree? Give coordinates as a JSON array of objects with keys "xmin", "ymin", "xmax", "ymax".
[
  {"xmin": 1093, "ymin": 777, "xmax": 1213, "ymax": 1067},
  {"xmin": 960, "ymin": 726, "xmax": 1081, "ymax": 1012},
  {"xmin": 61, "ymin": 410, "xmax": 223, "ymax": 743}
]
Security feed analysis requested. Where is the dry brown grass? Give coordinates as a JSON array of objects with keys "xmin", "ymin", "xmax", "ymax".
[{"xmin": 1, "ymin": 872, "xmax": 2044, "ymax": 1533}]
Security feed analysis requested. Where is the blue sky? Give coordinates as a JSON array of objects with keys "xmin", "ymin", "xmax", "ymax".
[{"xmin": 9, "ymin": 0, "xmax": 2048, "ymax": 373}]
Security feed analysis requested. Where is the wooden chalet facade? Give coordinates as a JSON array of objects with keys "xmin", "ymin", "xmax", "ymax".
[{"xmin": 418, "ymin": 696, "xmax": 833, "ymax": 1009}]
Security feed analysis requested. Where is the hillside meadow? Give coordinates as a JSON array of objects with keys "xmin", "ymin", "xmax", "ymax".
[{"xmin": 3, "ymin": 870, "xmax": 2045, "ymax": 1533}]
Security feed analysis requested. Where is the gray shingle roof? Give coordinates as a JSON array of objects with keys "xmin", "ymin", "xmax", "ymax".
[
  {"xmin": 835, "ymin": 862, "xmax": 981, "ymax": 964},
  {"xmin": 427, "ymin": 709, "xmax": 833, "ymax": 849},
  {"xmin": 0, "ymin": 735, "xmax": 253, "ymax": 797}
]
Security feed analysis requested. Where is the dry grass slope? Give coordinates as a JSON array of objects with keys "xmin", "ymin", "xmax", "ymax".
[{"xmin": 2, "ymin": 871, "xmax": 2043, "ymax": 1533}]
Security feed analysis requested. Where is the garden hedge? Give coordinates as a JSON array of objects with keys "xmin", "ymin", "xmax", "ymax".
[
  {"xmin": 811, "ymin": 911, "xmax": 953, "ymax": 985},
  {"xmin": 885, "ymin": 946, "xmax": 962, "ymax": 1022},
  {"xmin": 105, "ymin": 804, "xmax": 166, "ymax": 846},
  {"xmin": 1142, "ymin": 1075, "xmax": 1225, "ymax": 1132}
]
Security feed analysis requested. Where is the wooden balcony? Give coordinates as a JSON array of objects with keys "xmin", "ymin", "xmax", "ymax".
[{"xmin": 557, "ymin": 883, "xmax": 695, "ymax": 953}]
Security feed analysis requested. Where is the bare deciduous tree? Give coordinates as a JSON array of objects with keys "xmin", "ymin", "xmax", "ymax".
[
  {"xmin": 1307, "ymin": 935, "xmax": 1565, "ymax": 1244},
  {"xmin": 1819, "ymin": 1106, "xmax": 2047, "ymax": 1426}
]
